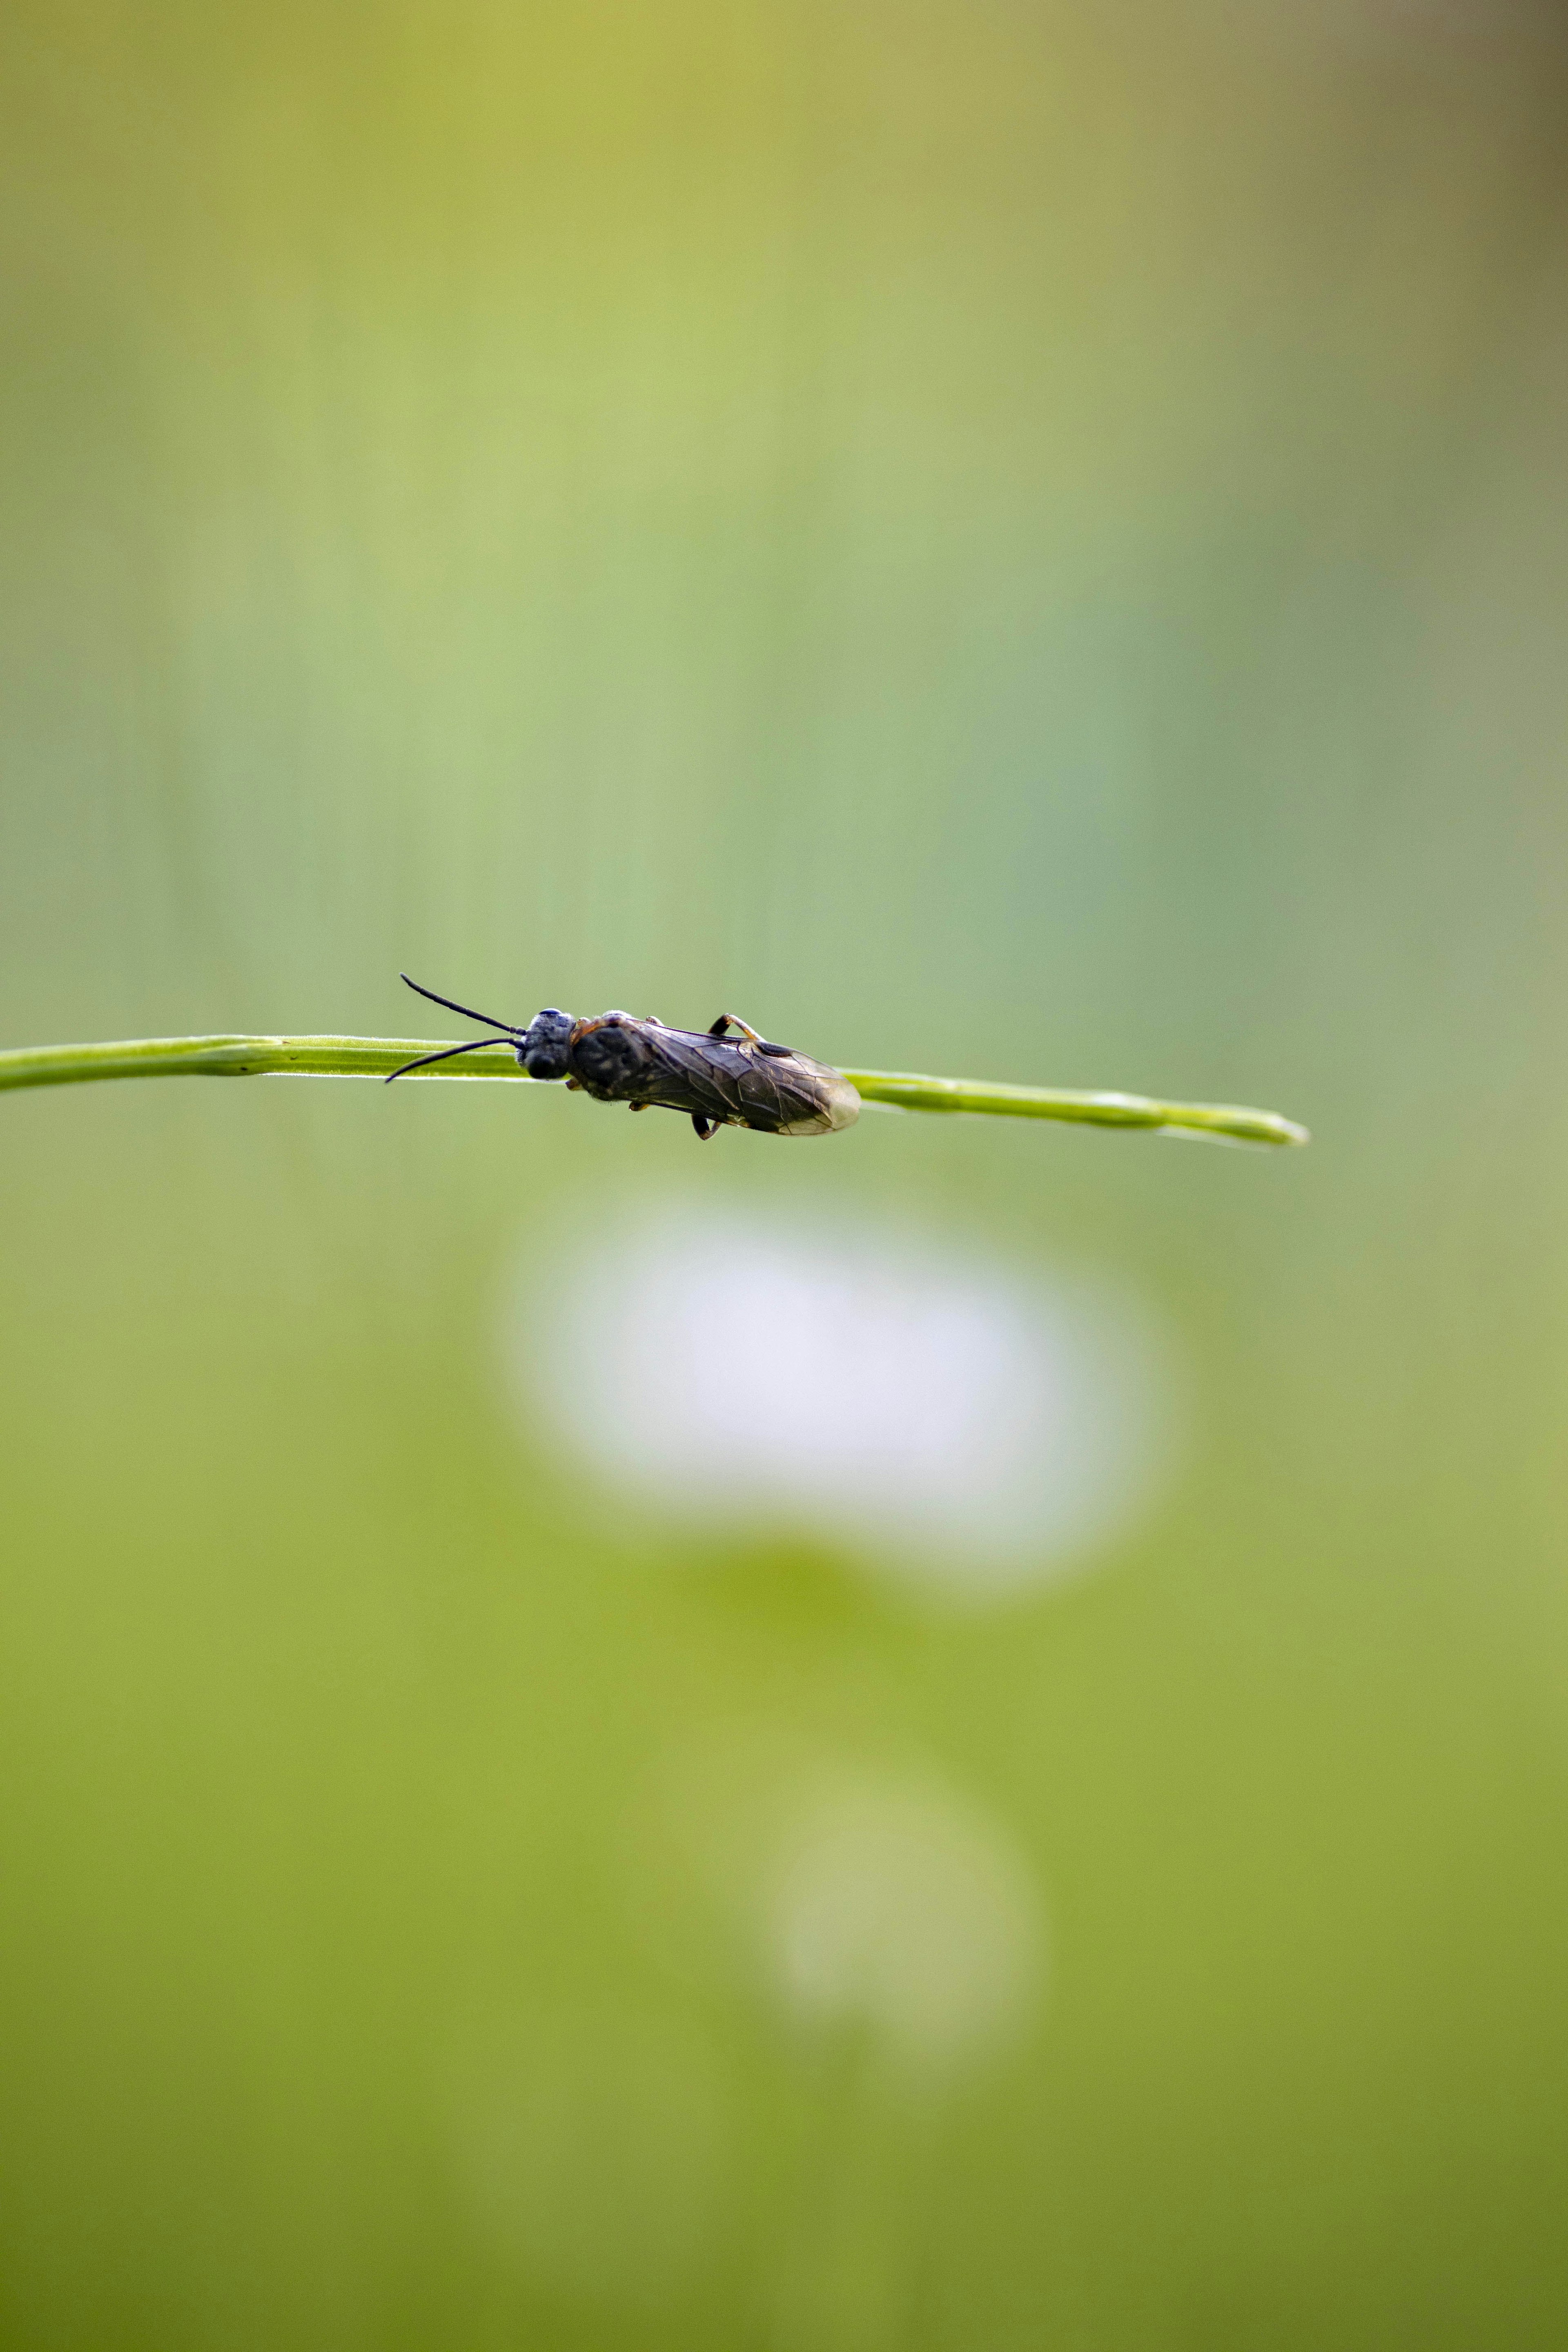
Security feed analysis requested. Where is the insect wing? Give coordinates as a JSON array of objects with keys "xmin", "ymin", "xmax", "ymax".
[
  {"xmin": 631, "ymin": 1027, "xmax": 757, "ymax": 1125},
  {"xmin": 643, "ymin": 1029, "xmax": 847, "ymax": 1134},
  {"xmin": 568, "ymin": 1013, "xmax": 859, "ymax": 1136}
]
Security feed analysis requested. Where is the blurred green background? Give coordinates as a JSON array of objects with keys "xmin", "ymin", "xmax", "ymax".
[{"xmin": 4, "ymin": 2, "xmax": 1568, "ymax": 2345}]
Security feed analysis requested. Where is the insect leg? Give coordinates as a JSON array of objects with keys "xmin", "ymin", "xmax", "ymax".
[
  {"xmin": 708, "ymin": 1013, "xmax": 766, "ymax": 1043},
  {"xmin": 692, "ymin": 1114, "xmax": 721, "ymax": 1141}
]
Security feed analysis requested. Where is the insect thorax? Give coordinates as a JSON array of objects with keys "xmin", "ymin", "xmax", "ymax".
[{"xmin": 568, "ymin": 1014, "xmax": 651, "ymax": 1100}]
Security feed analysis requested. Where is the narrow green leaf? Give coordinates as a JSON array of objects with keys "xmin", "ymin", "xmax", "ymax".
[{"xmin": 0, "ymin": 1033, "xmax": 1307, "ymax": 1147}]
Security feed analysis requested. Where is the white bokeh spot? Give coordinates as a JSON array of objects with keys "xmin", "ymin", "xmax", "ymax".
[
  {"xmin": 512, "ymin": 1202, "xmax": 1178, "ymax": 1599},
  {"xmin": 764, "ymin": 1771, "xmax": 1044, "ymax": 2071}
]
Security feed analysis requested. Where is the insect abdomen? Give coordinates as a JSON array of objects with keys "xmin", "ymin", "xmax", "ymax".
[
  {"xmin": 565, "ymin": 1013, "xmax": 859, "ymax": 1138},
  {"xmin": 772, "ymin": 1067, "xmax": 861, "ymax": 1135}
]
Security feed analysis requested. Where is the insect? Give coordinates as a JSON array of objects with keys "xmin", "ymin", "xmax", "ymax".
[{"xmin": 386, "ymin": 975, "xmax": 861, "ymax": 1141}]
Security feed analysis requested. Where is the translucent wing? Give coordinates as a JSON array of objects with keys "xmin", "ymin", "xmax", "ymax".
[{"xmin": 570, "ymin": 1017, "xmax": 858, "ymax": 1136}]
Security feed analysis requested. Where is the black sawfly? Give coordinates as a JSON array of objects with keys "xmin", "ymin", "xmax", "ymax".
[{"xmin": 386, "ymin": 975, "xmax": 861, "ymax": 1141}]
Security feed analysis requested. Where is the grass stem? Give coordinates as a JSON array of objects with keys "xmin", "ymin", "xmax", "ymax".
[
  {"xmin": 0, "ymin": 1033, "xmax": 1308, "ymax": 1147},
  {"xmin": 0, "ymin": 1030, "xmax": 1316, "ymax": 1147}
]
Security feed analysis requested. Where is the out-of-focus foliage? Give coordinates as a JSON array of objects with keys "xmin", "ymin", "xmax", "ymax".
[{"xmin": 2, "ymin": 4, "xmax": 1567, "ymax": 2346}]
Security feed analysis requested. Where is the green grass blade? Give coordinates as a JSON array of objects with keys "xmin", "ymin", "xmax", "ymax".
[
  {"xmin": 0, "ymin": 1036, "xmax": 521, "ymax": 1089},
  {"xmin": 839, "ymin": 1069, "xmax": 1309, "ymax": 1147},
  {"xmin": 0, "ymin": 1033, "xmax": 1308, "ymax": 1146}
]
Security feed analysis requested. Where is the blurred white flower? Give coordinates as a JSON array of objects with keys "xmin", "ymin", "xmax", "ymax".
[
  {"xmin": 762, "ymin": 1771, "xmax": 1045, "ymax": 2072},
  {"xmin": 511, "ymin": 1201, "xmax": 1178, "ymax": 1599}
]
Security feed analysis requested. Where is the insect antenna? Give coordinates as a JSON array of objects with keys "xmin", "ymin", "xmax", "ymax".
[
  {"xmin": 399, "ymin": 972, "xmax": 525, "ymax": 1032},
  {"xmin": 384, "ymin": 1037, "xmax": 518, "ymax": 1083}
]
